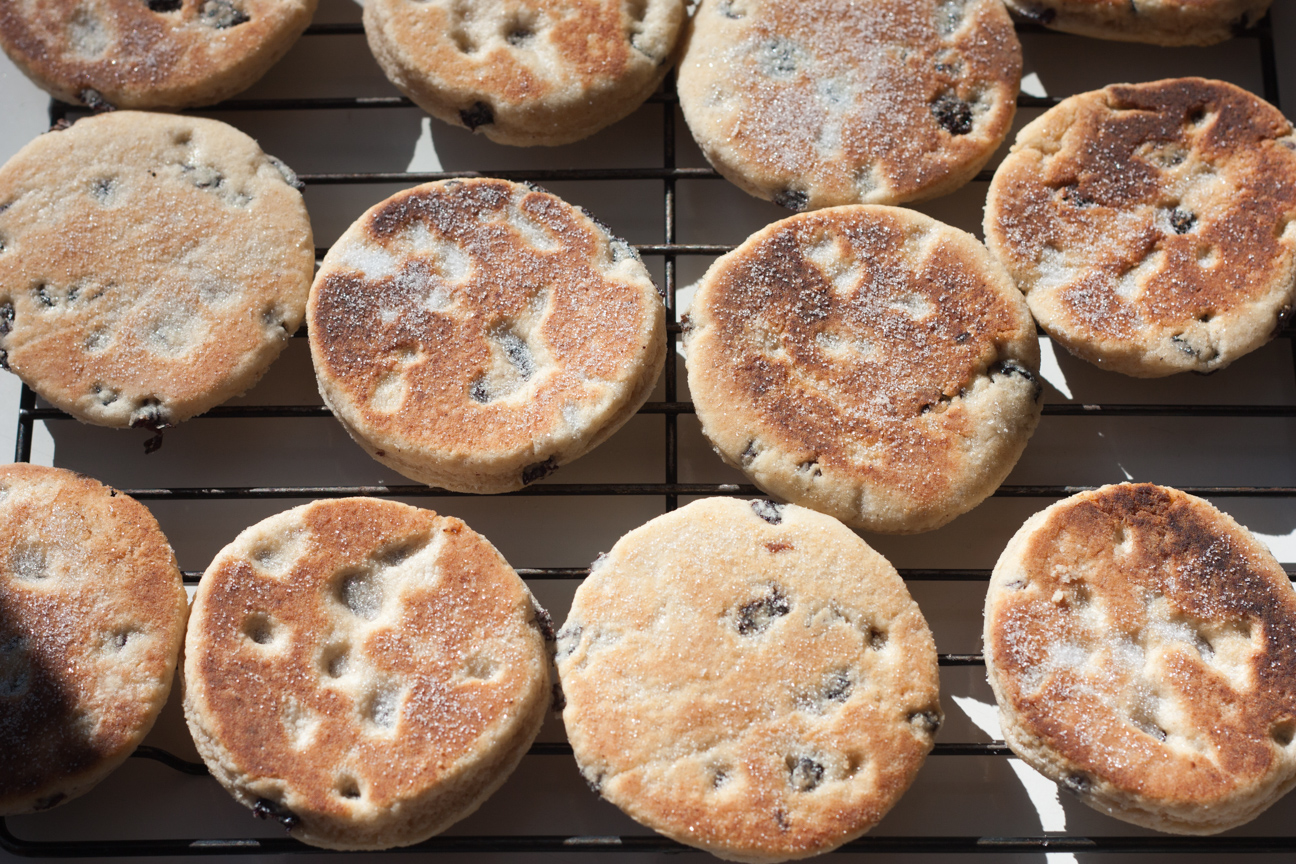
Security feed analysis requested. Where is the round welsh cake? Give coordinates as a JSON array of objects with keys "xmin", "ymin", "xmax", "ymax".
[
  {"xmin": 364, "ymin": 0, "xmax": 686, "ymax": 146},
  {"xmin": 685, "ymin": 205, "xmax": 1042, "ymax": 534},
  {"xmin": 0, "ymin": 111, "xmax": 314, "ymax": 429},
  {"xmin": 184, "ymin": 498, "xmax": 552, "ymax": 850},
  {"xmin": 985, "ymin": 78, "xmax": 1296, "ymax": 377},
  {"xmin": 0, "ymin": 464, "xmax": 187, "ymax": 815},
  {"xmin": 985, "ymin": 483, "xmax": 1296, "ymax": 833},
  {"xmin": 0, "ymin": 0, "xmax": 318, "ymax": 109},
  {"xmin": 309, "ymin": 178, "xmax": 665, "ymax": 494},
  {"xmin": 677, "ymin": 0, "xmax": 1021, "ymax": 210},
  {"xmin": 1005, "ymin": 0, "xmax": 1273, "ymax": 47},
  {"xmin": 557, "ymin": 497, "xmax": 942, "ymax": 863}
]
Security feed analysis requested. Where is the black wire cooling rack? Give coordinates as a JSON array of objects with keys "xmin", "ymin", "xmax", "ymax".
[{"xmin": 3, "ymin": 11, "xmax": 1296, "ymax": 859}]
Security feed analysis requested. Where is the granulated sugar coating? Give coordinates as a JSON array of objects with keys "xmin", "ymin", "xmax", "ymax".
[
  {"xmin": 0, "ymin": 464, "xmax": 186, "ymax": 815},
  {"xmin": 557, "ymin": 497, "xmax": 941, "ymax": 864},
  {"xmin": 0, "ymin": 0, "xmax": 317, "ymax": 108},
  {"xmin": 985, "ymin": 483, "xmax": 1296, "ymax": 834},
  {"xmin": 0, "ymin": 111, "xmax": 314, "ymax": 428},
  {"xmin": 677, "ymin": 0, "xmax": 1020, "ymax": 210},
  {"xmin": 1003, "ymin": 0, "xmax": 1272, "ymax": 47},
  {"xmin": 364, "ymin": 0, "xmax": 687, "ymax": 146},
  {"xmin": 309, "ymin": 178, "xmax": 665, "ymax": 494},
  {"xmin": 685, "ymin": 205, "xmax": 1042, "ymax": 534},
  {"xmin": 985, "ymin": 78, "xmax": 1296, "ymax": 377},
  {"xmin": 183, "ymin": 498, "xmax": 552, "ymax": 850}
]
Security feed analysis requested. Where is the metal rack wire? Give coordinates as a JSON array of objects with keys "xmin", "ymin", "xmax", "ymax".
[{"xmin": 3, "ymin": 12, "xmax": 1294, "ymax": 858}]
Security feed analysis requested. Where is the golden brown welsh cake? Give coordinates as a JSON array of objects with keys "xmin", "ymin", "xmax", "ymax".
[
  {"xmin": 985, "ymin": 78, "xmax": 1296, "ymax": 377},
  {"xmin": 0, "ymin": 464, "xmax": 187, "ymax": 815},
  {"xmin": 677, "ymin": 0, "xmax": 1021, "ymax": 210},
  {"xmin": 364, "ymin": 0, "xmax": 686, "ymax": 146},
  {"xmin": 0, "ymin": 111, "xmax": 314, "ymax": 429},
  {"xmin": 309, "ymin": 178, "xmax": 664, "ymax": 494},
  {"xmin": 685, "ymin": 205, "xmax": 1042, "ymax": 534},
  {"xmin": 1005, "ymin": 0, "xmax": 1272, "ymax": 47},
  {"xmin": 985, "ymin": 483, "xmax": 1296, "ymax": 834},
  {"xmin": 0, "ymin": 0, "xmax": 318, "ymax": 109},
  {"xmin": 183, "ymin": 498, "xmax": 552, "ymax": 850},
  {"xmin": 557, "ymin": 498, "xmax": 942, "ymax": 863}
]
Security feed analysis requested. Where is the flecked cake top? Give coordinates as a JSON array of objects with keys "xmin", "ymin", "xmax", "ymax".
[
  {"xmin": 0, "ymin": 0, "xmax": 318, "ymax": 108},
  {"xmin": 0, "ymin": 464, "xmax": 186, "ymax": 815},
  {"xmin": 986, "ymin": 78, "xmax": 1296, "ymax": 376},
  {"xmin": 677, "ymin": 0, "xmax": 1021, "ymax": 209}
]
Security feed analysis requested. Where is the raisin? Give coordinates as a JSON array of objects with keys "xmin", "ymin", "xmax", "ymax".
[
  {"xmin": 823, "ymin": 670, "xmax": 852, "ymax": 702},
  {"xmin": 931, "ymin": 93, "xmax": 973, "ymax": 135},
  {"xmin": 130, "ymin": 400, "xmax": 170, "ymax": 431},
  {"xmin": 32, "ymin": 793, "xmax": 66, "ymax": 811},
  {"xmin": 460, "ymin": 101, "xmax": 495, "ymax": 130},
  {"xmin": 253, "ymin": 798, "xmax": 300, "ymax": 831},
  {"xmin": 909, "ymin": 710, "xmax": 942, "ymax": 734},
  {"xmin": 1060, "ymin": 183, "xmax": 1094, "ymax": 207},
  {"xmin": 532, "ymin": 606, "xmax": 555, "ymax": 641},
  {"xmin": 773, "ymin": 189, "xmax": 808, "ymax": 212},
  {"xmin": 550, "ymin": 682, "xmax": 566, "ymax": 711},
  {"xmin": 201, "ymin": 0, "xmax": 250, "ymax": 28},
  {"xmin": 1170, "ymin": 208, "xmax": 1196, "ymax": 234},
  {"xmin": 1013, "ymin": 4, "xmax": 1057, "ymax": 24},
  {"xmin": 506, "ymin": 28, "xmax": 532, "ymax": 46},
  {"xmin": 993, "ymin": 359, "xmax": 1042, "ymax": 400},
  {"xmin": 0, "ymin": 302, "xmax": 14, "ymax": 335},
  {"xmin": 788, "ymin": 756, "xmax": 824, "ymax": 792},
  {"xmin": 718, "ymin": 0, "xmax": 744, "ymax": 18},
  {"xmin": 751, "ymin": 499, "xmax": 783, "ymax": 524},
  {"xmin": 521, "ymin": 456, "xmax": 558, "ymax": 485},
  {"xmin": 470, "ymin": 378, "xmax": 490, "ymax": 403},
  {"xmin": 79, "ymin": 89, "xmax": 113, "ymax": 113},
  {"xmin": 1062, "ymin": 773, "xmax": 1092, "ymax": 795},
  {"xmin": 737, "ymin": 585, "xmax": 790, "ymax": 635},
  {"xmin": 146, "ymin": 0, "xmax": 183, "ymax": 11}
]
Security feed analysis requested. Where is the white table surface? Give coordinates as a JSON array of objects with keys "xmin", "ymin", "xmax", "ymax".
[{"xmin": 4, "ymin": 2, "xmax": 1296, "ymax": 862}]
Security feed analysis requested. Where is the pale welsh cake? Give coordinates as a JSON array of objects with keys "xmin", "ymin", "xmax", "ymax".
[
  {"xmin": 677, "ymin": 0, "xmax": 1021, "ymax": 210},
  {"xmin": 183, "ymin": 497, "xmax": 552, "ymax": 850},
  {"xmin": 0, "ymin": 464, "xmax": 187, "ymax": 815},
  {"xmin": 1005, "ymin": 0, "xmax": 1273, "ymax": 47},
  {"xmin": 557, "ymin": 497, "xmax": 942, "ymax": 863},
  {"xmin": 309, "ymin": 178, "xmax": 665, "ymax": 494},
  {"xmin": 0, "ymin": 0, "xmax": 318, "ymax": 109},
  {"xmin": 985, "ymin": 483, "xmax": 1296, "ymax": 834},
  {"xmin": 985, "ymin": 78, "xmax": 1296, "ymax": 377},
  {"xmin": 364, "ymin": 0, "xmax": 687, "ymax": 146},
  {"xmin": 684, "ymin": 205, "xmax": 1042, "ymax": 534},
  {"xmin": 0, "ymin": 111, "xmax": 314, "ymax": 429}
]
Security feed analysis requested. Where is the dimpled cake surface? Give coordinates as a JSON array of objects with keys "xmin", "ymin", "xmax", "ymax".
[
  {"xmin": 677, "ymin": 0, "xmax": 1021, "ymax": 210},
  {"xmin": 557, "ymin": 497, "xmax": 942, "ymax": 863},
  {"xmin": 1004, "ymin": 0, "xmax": 1273, "ymax": 47},
  {"xmin": 0, "ymin": 111, "xmax": 314, "ymax": 428},
  {"xmin": 308, "ymin": 178, "xmax": 664, "ymax": 493},
  {"xmin": 0, "ymin": 464, "xmax": 187, "ymax": 815},
  {"xmin": 364, "ymin": 0, "xmax": 686, "ymax": 145},
  {"xmin": 0, "ymin": 0, "xmax": 318, "ymax": 108},
  {"xmin": 985, "ymin": 483, "xmax": 1296, "ymax": 833},
  {"xmin": 685, "ymin": 205, "xmax": 1042, "ymax": 534},
  {"xmin": 985, "ymin": 78, "xmax": 1296, "ymax": 377},
  {"xmin": 183, "ymin": 497, "xmax": 552, "ymax": 850}
]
